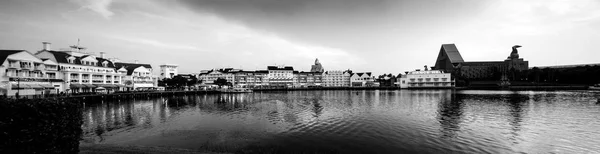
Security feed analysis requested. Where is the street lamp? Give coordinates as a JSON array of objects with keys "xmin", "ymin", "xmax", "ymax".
[{"xmin": 16, "ymin": 73, "xmax": 20, "ymax": 99}]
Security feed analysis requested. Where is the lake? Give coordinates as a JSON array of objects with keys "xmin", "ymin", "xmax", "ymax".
[{"xmin": 81, "ymin": 90, "xmax": 600, "ymax": 153}]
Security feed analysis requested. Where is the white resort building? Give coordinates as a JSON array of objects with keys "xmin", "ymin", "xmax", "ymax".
[
  {"xmin": 114, "ymin": 62, "xmax": 157, "ymax": 91},
  {"xmin": 159, "ymin": 64, "xmax": 178, "ymax": 79},
  {"xmin": 35, "ymin": 43, "xmax": 127, "ymax": 94},
  {"xmin": 0, "ymin": 50, "xmax": 63, "ymax": 97},
  {"xmin": 323, "ymin": 70, "xmax": 351, "ymax": 87},
  {"xmin": 397, "ymin": 70, "xmax": 454, "ymax": 89},
  {"xmin": 198, "ymin": 68, "xmax": 238, "ymax": 85},
  {"xmin": 267, "ymin": 66, "xmax": 295, "ymax": 88},
  {"xmin": 350, "ymin": 72, "xmax": 375, "ymax": 87}
]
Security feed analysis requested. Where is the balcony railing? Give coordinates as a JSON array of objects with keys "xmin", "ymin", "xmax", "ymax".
[{"xmin": 21, "ymin": 65, "xmax": 32, "ymax": 69}]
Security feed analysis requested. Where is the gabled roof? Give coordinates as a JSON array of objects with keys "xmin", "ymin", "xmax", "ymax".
[
  {"xmin": 114, "ymin": 62, "xmax": 152, "ymax": 75},
  {"xmin": 0, "ymin": 50, "xmax": 25, "ymax": 65},
  {"xmin": 352, "ymin": 72, "xmax": 372, "ymax": 77},
  {"xmin": 441, "ymin": 44, "xmax": 464, "ymax": 63}
]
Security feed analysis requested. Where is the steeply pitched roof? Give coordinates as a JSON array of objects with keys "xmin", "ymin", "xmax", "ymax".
[
  {"xmin": 114, "ymin": 62, "xmax": 152, "ymax": 75},
  {"xmin": 45, "ymin": 51, "xmax": 71, "ymax": 63},
  {"xmin": 96, "ymin": 57, "xmax": 115, "ymax": 68},
  {"xmin": 0, "ymin": 50, "xmax": 25, "ymax": 65},
  {"xmin": 44, "ymin": 51, "xmax": 116, "ymax": 68},
  {"xmin": 441, "ymin": 44, "xmax": 465, "ymax": 63}
]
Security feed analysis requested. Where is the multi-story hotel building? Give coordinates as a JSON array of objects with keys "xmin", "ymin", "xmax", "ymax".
[
  {"xmin": 293, "ymin": 71, "xmax": 324, "ymax": 88},
  {"xmin": 35, "ymin": 43, "xmax": 126, "ymax": 94},
  {"xmin": 350, "ymin": 72, "xmax": 375, "ymax": 87},
  {"xmin": 323, "ymin": 70, "xmax": 352, "ymax": 87},
  {"xmin": 198, "ymin": 68, "xmax": 238, "ymax": 85},
  {"xmin": 233, "ymin": 70, "xmax": 269, "ymax": 88},
  {"xmin": 267, "ymin": 66, "xmax": 294, "ymax": 88},
  {"xmin": 114, "ymin": 62, "xmax": 157, "ymax": 91},
  {"xmin": 397, "ymin": 70, "xmax": 454, "ymax": 89},
  {"xmin": 1, "ymin": 50, "xmax": 63, "ymax": 97},
  {"xmin": 159, "ymin": 64, "xmax": 178, "ymax": 79}
]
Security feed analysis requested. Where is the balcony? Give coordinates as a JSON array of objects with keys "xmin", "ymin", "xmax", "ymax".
[
  {"xmin": 8, "ymin": 62, "xmax": 19, "ymax": 68},
  {"xmin": 21, "ymin": 65, "xmax": 33, "ymax": 70},
  {"xmin": 46, "ymin": 68, "xmax": 58, "ymax": 71},
  {"xmin": 34, "ymin": 66, "xmax": 44, "ymax": 70}
]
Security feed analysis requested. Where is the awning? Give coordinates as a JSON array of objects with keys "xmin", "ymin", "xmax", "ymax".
[
  {"xmin": 11, "ymin": 83, "xmax": 31, "ymax": 89},
  {"xmin": 102, "ymin": 84, "xmax": 119, "ymax": 88},
  {"xmin": 70, "ymin": 83, "xmax": 85, "ymax": 88},
  {"xmin": 41, "ymin": 84, "xmax": 55, "ymax": 89},
  {"xmin": 84, "ymin": 84, "xmax": 96, "ymax": 88},
  {"xmin": 28, "ymin": 84, "xmax": 45, "ymax": 89},
  {"xmin": 115, "ymin": 84, "xmax": 126, "ymax": 87}
]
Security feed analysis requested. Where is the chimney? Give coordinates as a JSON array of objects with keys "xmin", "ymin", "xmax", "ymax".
[
  {"xmin": 100, "ymin": 52, "xmax": 106, "ymax": 58},
  {"xmin": 42, "ymin": 42, "xmax": 51, "ymax": 51},
  {"xmin": 134, "ymin": 60, "xmax": 138, "ymax": 64},
  {"xmin": 424, "ymin": 65, "xmax": 428, "ymax": 71}
]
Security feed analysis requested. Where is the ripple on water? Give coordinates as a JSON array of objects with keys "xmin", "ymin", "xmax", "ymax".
[{"xmin": 82, "ymin": 90, "xmax": 600, "ymax": 153}]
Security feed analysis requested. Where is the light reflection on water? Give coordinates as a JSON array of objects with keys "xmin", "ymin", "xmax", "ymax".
[{"xmin": 82, "ymin": 90, "xmax": 600, "ymax": 153}]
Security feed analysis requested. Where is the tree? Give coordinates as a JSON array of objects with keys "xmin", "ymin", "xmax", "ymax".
[{"xmin": 214, "ymin": 78, "xmax": 230, "ymax": 87}]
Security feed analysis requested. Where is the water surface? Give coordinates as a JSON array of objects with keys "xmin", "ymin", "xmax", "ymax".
[{"xmin": 82, "ymin": 90, "xmax": 600, "ymax": 153}]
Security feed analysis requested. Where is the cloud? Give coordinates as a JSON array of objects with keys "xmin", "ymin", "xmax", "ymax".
[
  {"xmin": 108, "ymin": 35, "xmax": 201, "ymax": 51},
  {"xmin": 461, "ymin": 0, "xmax": 600, "ymax": 37},
  {"xmin": 71, "ymin": 0, "xmax": 115, "ymax": 19}
]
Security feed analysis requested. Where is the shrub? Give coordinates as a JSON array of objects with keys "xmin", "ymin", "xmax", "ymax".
[{"xmin": 0, "ymin": 98, "xmax": 83, "ymax": 154}]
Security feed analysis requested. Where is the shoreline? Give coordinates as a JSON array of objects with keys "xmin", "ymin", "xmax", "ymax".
[
  {"xmin": 8, "ymin": 86, "xmax": 596, "ymax": 100},
  {"xmin": 79, "ymin": 143, "xmax": 226, "ymax": 154}
]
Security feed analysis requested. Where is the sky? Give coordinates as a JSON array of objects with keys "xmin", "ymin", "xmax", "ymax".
[{"xmin": 1, "ymin": 0, "xmax": 599, "ymax": 75}]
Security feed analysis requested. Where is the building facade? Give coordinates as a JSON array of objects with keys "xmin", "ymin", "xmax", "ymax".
[
  {"xmin": 35, "ymin": 44, "xmax": 126, "ymax": 94},
  {"xmin": 293, "ymin": 71, "xmax": 323, "ymax": 87},
  {"xmin": 433, "ymin": 44, "xmax": 529, "ymax": 80},
  {"xmin": 159, "ymin": 64, "xmax": 178, "ymax": 79},
  {"xmin": 198, "ymin": 68, "xmax": 237, "ymax": 85},
  {"xmin": 114, "ymin": 62, "xmax": 157, "ymax": 91},
  {"xmin": 1, "ymin": 50, "xmax": 64, "ymax": 97},
  {"xmin": 267, "ymin": 66, "xmax": 294, "ymax": 88},
  {"xmin": 350, "ymin": 72, "xmax": 375, "ymax": 87},
  {"xmin": 398, "ymin": 70, "xmax": 454, "ymax": 89},
  {"xmin": 233, "ymin": 70, "xmax": 269, "ymax": 88},
  {"xmin": 323, "ymin": 70, "xmax": 351, "ymax": 87}
]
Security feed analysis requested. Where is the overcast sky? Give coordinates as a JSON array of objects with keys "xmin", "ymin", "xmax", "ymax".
[{"xmin": 1, "ymin": 0, "xmax": 599, "ymax": 75}]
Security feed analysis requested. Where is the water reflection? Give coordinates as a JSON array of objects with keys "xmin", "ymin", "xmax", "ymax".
[
  {"xmin": 437, "ymin": 91, "xmax": 463, "ymax": 138},
  {"xmin": 506, "ymin": 93, "xmax": 528, "ymax": 144},
  {"xmin": 82, "ymin": 90, "xmax": 600, "ymax": 153}
]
